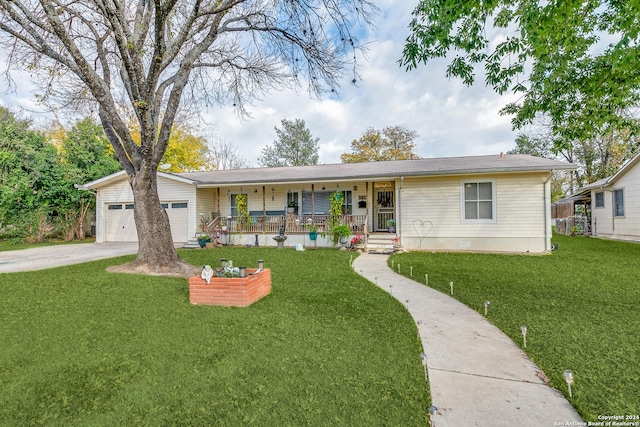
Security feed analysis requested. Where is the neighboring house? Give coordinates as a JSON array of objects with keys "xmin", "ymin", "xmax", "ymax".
[
  {"xmin": 79, "ymin": 154, "xmax": 574, "ymax": 253},
  {"xmin": 579, "ymin": 152, "xmax": 640, "ymax": 242}
]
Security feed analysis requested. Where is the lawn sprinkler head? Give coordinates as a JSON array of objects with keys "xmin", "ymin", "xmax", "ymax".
[
  {"xmin": 419, "ymin": 353, "xmax": 427, "ymax": 366},
  {"xmin": 450, "ymin": 281, "xmax": 454, "ymax": 295}
]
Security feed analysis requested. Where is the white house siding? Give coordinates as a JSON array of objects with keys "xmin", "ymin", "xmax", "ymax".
[
  {"xmin": 399, "ymin": 172, "xmax": 549, "ymax": 253},
  {"xmin": 592, "ymin": 163, "xmax": 640, "ymax": 242},
  {"xmin": 95, "ymin": 176, "xmax": 196, "ymax": 243},
  {"xmin": 195, "ymin": 188, "xmax": 217, "ymax": 224}
]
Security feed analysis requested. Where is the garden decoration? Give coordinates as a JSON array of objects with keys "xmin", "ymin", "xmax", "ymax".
[
  {"xmin": 450, "ymin": 281, "xmax": 454, "ymax": 295},
  {"xmin": 484, "ymin": 301, "xmax": 490, "ymax": 316},
  {"xmin": 521, "ymin": 325, "xmax": 528, "ymax": 348},
  {"xmin": 564, "ymin": 370, "xmax": 574, "ymax": 398},
  {"xmin": 273, "ymin": 225, "xmax": 287, "ymax": 248},
  {"xmin": 412, "ymin": 219, "xmax": 433, "ymax": 249},
  {"xmin": 201, "ymin": 265, "xmax": 214, "ymax": 284}
]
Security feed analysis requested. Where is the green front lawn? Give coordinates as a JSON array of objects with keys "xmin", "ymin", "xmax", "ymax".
[
  {"xmin": 391, "ymin": 234, "xmax": 640, "ymax": 422},
  {"xmin": 0, "ymin": 248, "xmax": 429, "ymax": 426}
]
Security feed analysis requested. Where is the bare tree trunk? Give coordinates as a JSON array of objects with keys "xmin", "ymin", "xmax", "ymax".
[{"xmin": 128, "ymin": 167, "xmax": 188, "ymax": 273}]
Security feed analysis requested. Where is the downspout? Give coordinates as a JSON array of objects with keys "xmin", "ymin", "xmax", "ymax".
[{"xmin": 544, "ymin": 172, "xmax": 552, "ymax": 252}]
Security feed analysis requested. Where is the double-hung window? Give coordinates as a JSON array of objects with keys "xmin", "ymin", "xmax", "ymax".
[
  {"xmin": 613, "ymin": 189, "xmax": 624, "ymax": 217},
  {"xmin": 462, "ymin": 180, "xmax": 496, "ymax": 222}
]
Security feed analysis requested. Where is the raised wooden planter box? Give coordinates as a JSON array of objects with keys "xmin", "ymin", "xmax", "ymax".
[{"xmin": 188, "ymin": 268, "xmax": 271, "ymax": 307}]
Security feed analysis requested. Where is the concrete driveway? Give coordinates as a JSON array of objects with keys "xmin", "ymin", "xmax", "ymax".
[{"xmin": 0, "ymin": 243, "xmax": 139, "ymax": 273}]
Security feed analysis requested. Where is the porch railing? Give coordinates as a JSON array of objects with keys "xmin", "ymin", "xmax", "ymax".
[{"xmin": 207, "ymin": 214, "xmax": 368, "ymax": 235}]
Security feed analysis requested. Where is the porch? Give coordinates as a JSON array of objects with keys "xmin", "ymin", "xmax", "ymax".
[{"xmin": 206, "ymin": 213, "xmax": 368, "ymax": 235}]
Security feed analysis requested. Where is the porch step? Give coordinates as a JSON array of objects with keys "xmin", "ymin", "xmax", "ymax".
[
  {"xmin": 366, "ymin": 233, "xmax": 396, "ymax": 252},
  {"xmin": 183, "ymin": 239, "xmax": 202, "ymax": 249}
]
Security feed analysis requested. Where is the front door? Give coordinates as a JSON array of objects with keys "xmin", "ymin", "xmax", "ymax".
[{"xmin": 374, "ymin": 182, "xmax": 395, "ymax": 231}]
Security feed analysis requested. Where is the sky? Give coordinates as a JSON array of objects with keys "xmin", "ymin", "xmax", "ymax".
[{"xmin": 0, "ymin": 0, "xmax": 521, "ymax": 167}]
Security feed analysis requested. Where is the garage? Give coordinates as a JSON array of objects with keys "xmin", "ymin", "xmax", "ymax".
[{"xmin": 105, "ymin": 201, "xmax": 189, "ymax": 243}]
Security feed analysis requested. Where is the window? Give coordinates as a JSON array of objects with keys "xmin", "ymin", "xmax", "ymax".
[
  {"xmin": 300, "ymin": 190, "xmax": 352, "ymax": 215},
  {"xmin": 172, "ymin": 202, "xmax": 188, "ymax": 209},
  {"xmin": 462, "ymin": 181, "xmax": 495, "ymax": 221},
  {"xmin": 107, "ymin": 204, "xmax": 123, "ymax": 210},
  {"xmin": 125, "ymin": 204, "xmax": 134, "ymax": 209},
  {"xmin": 594, "ymin": 192, "xmax": 604, "ymax": 208},
  {"xmin": 614, "ymin": 189, "xmax": 624, "ymax": 217}
]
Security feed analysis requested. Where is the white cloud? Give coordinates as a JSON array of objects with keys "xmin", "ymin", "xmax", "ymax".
[{"xmin": 0, "ymin": 0, "xmax": 520, "ymax": 165}]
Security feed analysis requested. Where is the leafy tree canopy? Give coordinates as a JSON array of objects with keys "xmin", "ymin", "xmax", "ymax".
[
  {"xmin": 402, "ymin": 1, "xmax": 640, "ymax": 150},
  {"xmin": 259, "ymin": 118, "xmax": 320, "ymax": 167},
  {"xmin": 0, "ymin": 107, "xmax": 66, "ymax": 238},
  {"xmin": 60, "ymin": 118, "xmax": 121, "ymax": 183},
  {"xmin": 341, "ymin": 125, "xmax": 418, "ymax": 163}
]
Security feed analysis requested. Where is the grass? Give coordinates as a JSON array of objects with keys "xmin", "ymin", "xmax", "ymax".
[
  {"xmin": 0, "ymin": 248, "xmax": 429, "ymax": 426},
  {"xmin": 0, "ymin": 238, "xmax": 95, "ymax": 252},
  {"xmin": 391, "ymin": 234, "xmax": 640, "ymax": 422}
]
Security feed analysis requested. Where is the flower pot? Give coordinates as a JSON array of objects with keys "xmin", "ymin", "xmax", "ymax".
[
  {"xmin": 388, "ymin": 226, "xmax": 395, "ymax": 233},
  {"xmin": 287, "ymin": 207, "xmax": 295, "ymax": 214},
  {"xmin": 309, "ymin": 232, "xmax": 318, "ymax": 241}
]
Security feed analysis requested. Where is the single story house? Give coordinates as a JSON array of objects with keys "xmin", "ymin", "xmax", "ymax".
[
  {"xmin": 79, "ymin": 153, "xmax": 574, "ymax": 253},
  {"xmin": 574, "ymin": 152, "xmax": 640, "ymax": 242}
]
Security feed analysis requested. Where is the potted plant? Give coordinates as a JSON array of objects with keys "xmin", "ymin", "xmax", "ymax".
[
  {"xmin": 326, "ymin": 223, "xmax": 351, "ymax": 248},
  {"xmin": 198, "ymin": 234, "xmax": 211, "ymax": 248},
  {"xmin": 287, "ymin": 200, "xmax": 298, "ymax": 214},
  {"xmin": 387, "ymin": 218, "xmax": 396, "ymax": 233},
  {"xmin": 308, "ymin": 223, "xmax": 318, "ymax": 240}
]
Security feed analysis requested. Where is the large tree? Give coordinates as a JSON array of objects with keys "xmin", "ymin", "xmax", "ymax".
[
  {"xmin": 401, "ymin": 1, "xmax": 640, "ymax": 150},
  {"xmin": 341, "ymin": 125, "xmax": 418, "ymax": 163},
  {"xmin": 259, "ymin": 118, "xmax": 320, "ymax": 167},
  {"xmin": 0, "ymin": 0, "xmax": 375, "ymax": 273}
]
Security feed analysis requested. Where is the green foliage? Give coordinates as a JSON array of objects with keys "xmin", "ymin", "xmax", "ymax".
[
  {"xmin": 341, "ymin": 125, "xmax": 418, "ymax": 163},
  {"xmin": 235, "ymin": 193, "xmax": 250, "ymax": 228},
  {"xmin": 0, "ymin": 108, "xmax": 67, "ymax": 241},
  {"xmin": 402, "ymin": 0, "xmax": 640, "ymax": 150},
  {"xmin": 392, "ymin": 234, "xmax": 640, "ymax": 421},
  {"xmin": 0, "ymin": 248, "xmax": 429, "ymax": 425},
  {"xmin": 60, "ymin": 118, "xmax": 121, "ymax": 182},
  {"xmin": 0, "ymin": 111, "xmax": 120, "ymax": 242},
  {"xmin": 259, "ymin": 118, "xmax": 320, "ymax": 167}
]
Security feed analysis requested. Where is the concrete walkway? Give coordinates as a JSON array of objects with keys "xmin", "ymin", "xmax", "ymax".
[
  {"xmin": 352, "ymin": 252, "xmax": 582, "ymax": 427},
  {"xmin": 0, "ymin": 243, "xmax": 138, "ymax": 273}
]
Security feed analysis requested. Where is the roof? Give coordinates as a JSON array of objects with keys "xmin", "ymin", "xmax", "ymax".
[
  {"xmin": 78, "ymin": 170, "xmax": 195, "ymax": 190},
  {"xmin": 566, "ymin": 151, "xmax": 640, "ymax": 197},
  {"xmin": 79, "ymin": 154, "xmax": 574, "ymax": 190},
  {"xmin": 175, "ymin": 154, "xmax": 574, "ymax": 187}
]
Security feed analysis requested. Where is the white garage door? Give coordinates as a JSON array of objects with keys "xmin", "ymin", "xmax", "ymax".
[{"xmin": 105, "ymin": 202, "xmax": 189, "ymax": 243}]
